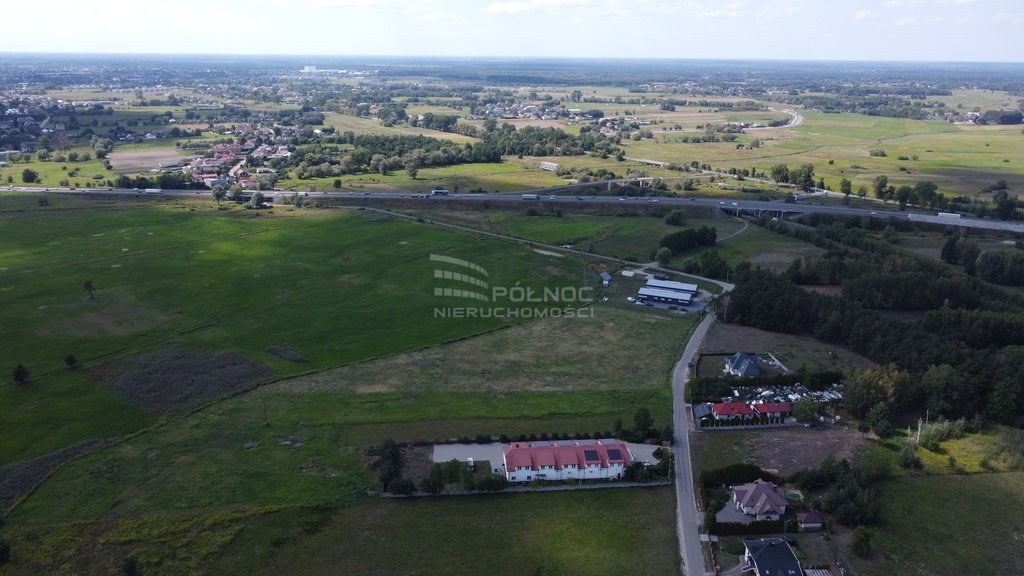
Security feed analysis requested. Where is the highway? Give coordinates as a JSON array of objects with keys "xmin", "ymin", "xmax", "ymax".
[{"xmin": 8, "ymin": 184, "xmax": 1022, "ymax": 234}]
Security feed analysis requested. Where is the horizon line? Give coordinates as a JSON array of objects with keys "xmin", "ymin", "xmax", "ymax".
[{"xmin": 0, "ymin": 51, "xmax": 1022, "ymax": 66}]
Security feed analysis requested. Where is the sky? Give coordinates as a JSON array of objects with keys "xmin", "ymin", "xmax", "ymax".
[{"xmin": 4, "ymin": 0, "xmax": 1023, "ymax": 62}]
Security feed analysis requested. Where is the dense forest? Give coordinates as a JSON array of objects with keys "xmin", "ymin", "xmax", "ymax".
[{"xmin": 722, "ymin": 215, "xmax": 1024, "ymax": 428}]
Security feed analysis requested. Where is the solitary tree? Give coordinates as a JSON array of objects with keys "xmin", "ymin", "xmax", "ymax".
[
  {"xmin": 13, "ymin": 364, "xmax": 29, "ymax": 384},
  {"xmin": 83, "ymin": 279, "xmax": 95, "ymax": 300},
  {"xmin": 21, "ymin": 168, "xmax": 39, "ymax": 183},
  {"xmin": 211, "ymin": 186, "xmax": 226, "ymax": 205},
  {"xmin": 655, "ymin": 246, "xmax": 672, "ymax": 266},
  {"xmin": 64, "ymin": 354, "xmax": 78, "ymax": 369},
  {"xmin": 634, "ymin": 406, "xmax": 654, "ymax": 432}
]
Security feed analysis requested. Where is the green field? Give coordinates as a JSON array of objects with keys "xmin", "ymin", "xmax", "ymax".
[
  {"xmin": 0, "ymin": 196, "xmax": 581, "ymax": 462},
  {"xmin": 216, "ymin": 488, "xmax": 681, "ymax": 576},
  {"xmin": 854, "ymin": 472, "xmax": 1024, "ymax": 576},
  {"xmin": 618, "ymin": 110, "xmax": 1024, "ymax": 198},
  {"xmin": 1, "ymin": 194, "xmax": 690, "ymax": 572},
  {"xmin": 405, "ymin": 210, "xmax": 744, "ymax": 263}
]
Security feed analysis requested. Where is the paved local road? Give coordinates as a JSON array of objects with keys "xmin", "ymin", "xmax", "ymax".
[{"xmin": 672, "ymin": 305, "xmax": 728, "ymax": 576}]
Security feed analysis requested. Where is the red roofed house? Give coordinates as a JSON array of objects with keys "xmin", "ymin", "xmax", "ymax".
[
  {"xmin": 711, "ymin": 402, "xmax": 756, "ymax": 421},
  {"xmin": 752, "ymin": 403, "xmax": 792, "ymax": 419},
  {"xmin": 502, "ymin": 440, "xmax": 632, "ymax": 483},
  {"xmin": 732, "ymin": 479, "xmax": 789, "ymax": 521}
]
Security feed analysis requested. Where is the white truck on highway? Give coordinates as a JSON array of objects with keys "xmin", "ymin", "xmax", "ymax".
[
  {"xmin": 521, "ymin": 194, "xmax": 540, "ymax": 200},
  {"xmin": 143, "ymin": 188, "xmax": 163, "ymax": 194},
  {"xmin": 937, "ymin": 212, "xmax": 961, "ymax": 219}
]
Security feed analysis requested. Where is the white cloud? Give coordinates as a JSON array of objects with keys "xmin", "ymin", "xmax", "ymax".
[
  {"xmin": 483, "ymin": 1, "xmax": 534, "ymax": 13},
  {"xmin": 853, "ymin": 9, "xmax": 878, "ymax": 20}
]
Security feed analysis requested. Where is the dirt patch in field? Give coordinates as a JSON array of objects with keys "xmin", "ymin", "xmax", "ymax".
[
  {"xmin": 505, "ymin": 119, "xmax": 565, "ymax": 130},
  {"xmin": 110, "ymin": 348, "xmax": 272, "ymax": 413},
  {"xmin": 107, "ymin": 148, "xmax": 187, "ymax": 171},
  {"xmin": 746, "ymin": 252, "xmax": 802, "ymax": 273},
  {"xmin": 692, "ymin": 425, "xmax": 873, "ymax": 479},
  {"xmin": 0, "ymin": 438, "xmax": 115, "ymax": 512},
  {"xmin": 266, "ymin": 345, "xmax": 308, "ymax": 362},
  {"xmin": 750, "ymin": 426, "xmax": 872, "ymax": 477},
  {"xmin": 702, "ymin": 322, "xmax": 874, "ymax": 373},
  {"xmin": 37, "ymin": 302, "xmax": 168, "ymax": 337}
]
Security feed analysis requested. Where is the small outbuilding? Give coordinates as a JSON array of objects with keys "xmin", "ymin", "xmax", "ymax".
[
  {"xmin": 599, "ymin": 271, "xmax": 612, "ymax": 287},
  {"xmin": 798, "ymin": 510, "xmax": 824, "ymax": 531}
]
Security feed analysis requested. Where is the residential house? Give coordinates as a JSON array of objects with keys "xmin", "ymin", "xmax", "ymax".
[
  {"xmin": 599, "ymin": 271, "xmax": 612, "ymax": 287},
  {"xmin": 752, "ymin": 403, "xmax": 792, "ymax": 419},
  {"xmin": 742, "ymin": 538, "xmax": 803, "ymax": 576},
  {"xmin": 502, "ymin": 440, "xmax": 632, "ymax": 483},
  {"xmin": 711, "ymin": 402, "xmax": 756, "ymax": 421},
  {"xmin": 725, "ymin": 352, "xmax": 761, "ymax": 377},
  {"xmin": 732, "ymin": 479, "xmax": 788, "ymax": 521}
]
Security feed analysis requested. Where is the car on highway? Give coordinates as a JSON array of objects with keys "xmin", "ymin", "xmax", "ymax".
[
  {"xmin": 576, "ymin": 196, "xmax": 583, "ymax": 200},
  {"xmin": 648, "ymin": 198, "xmax": 659, "ymax": 203},
  {"xmin": 619, "ymin": 197, "xmax": 626, "ymax": 201}
]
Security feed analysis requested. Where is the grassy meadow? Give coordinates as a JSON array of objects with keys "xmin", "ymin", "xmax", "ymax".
[
  {"xmin": 0, "ymin": 195, "xmax": 584, "ymax": 462},
  {"xmin": 618, "ymin": 110, "xmax": 1024, "ymax": 198}
]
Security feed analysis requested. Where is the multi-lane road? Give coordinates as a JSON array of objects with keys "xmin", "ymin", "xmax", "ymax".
[{"xmin": 10, "ymin": 184, "xmax": 1024, "ymax": 234}]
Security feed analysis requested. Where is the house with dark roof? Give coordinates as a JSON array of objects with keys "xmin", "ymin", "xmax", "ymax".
[
  {"xmin": 742, "ymin": 538, "xmax": 803, "ymax": 576},
  {"xmin": 725, "ymin": 352, "xmax": 761, "ymax": 377},
  {"xmin": 732, "ymin": 479, "xmax": 788, "ymax": 521},
  {"xmin": 798, "ymin": 510, "xmax": 824, "ymax": 531},
  {"xmin": 502, "ymin": 440, "xmax": 632, "ymax": 483},
  {"xmin": 711, "ymin": 401, "xmax": 756, "ymax": 421},
  {"xmin": 692, "ymin": 403, "xmax": 713, "ymax": 422}
]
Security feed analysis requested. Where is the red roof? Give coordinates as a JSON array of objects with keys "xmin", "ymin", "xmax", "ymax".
[
  {"xmin": 712, "ymin": 402, "xmax": 755, "ymax": 416},
  {"xmin": 502, "ymin": 441, "xmax": 632, "ymax": 472},
  {"xmin": 753, "ymin": 403, "xmax": 792, "ymax": 414}
]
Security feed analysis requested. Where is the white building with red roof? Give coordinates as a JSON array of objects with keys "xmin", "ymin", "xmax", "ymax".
[
  {"xmin": 751, "ymin": 403, "xmax": 792, "ymax": 419},
  {"xmin": 711, "ymin": 402, "xmax": 756, "ymax": 421},
  {"xmin": 502, "ymin": 440, "xmax": 632, "ymax": 483}
]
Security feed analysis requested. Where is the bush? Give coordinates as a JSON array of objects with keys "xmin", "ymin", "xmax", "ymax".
[
  {"xmin": 898, "ymin": 444, "xmax": 923, "ymax": 469},
  {"xmin": 851, "ymin": 525, "xmax": 872, "ymax": 557}
]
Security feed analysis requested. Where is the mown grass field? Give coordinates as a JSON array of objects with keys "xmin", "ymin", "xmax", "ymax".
[
  {"xmin": 214, "ymin": 488, "xmax": 680, "ymax": 576},
  {"xmin": 0, "ymin": 195, "xmax": 581, "ymax": 463},
  {"xmin": 405, "ymin": 209, "xmax": 743, "ymax": 264},
  {"xmin": 853, "ymin": 472, "xmax": 1024, "ymax": 576}
]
